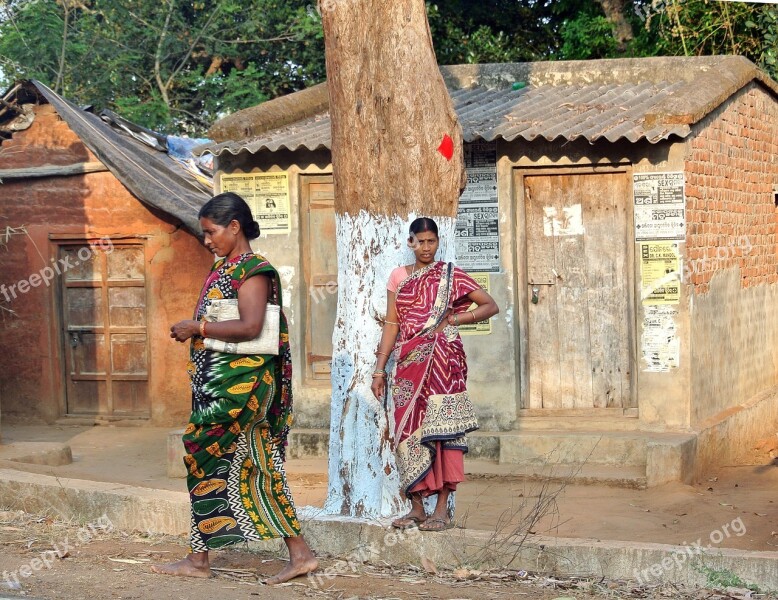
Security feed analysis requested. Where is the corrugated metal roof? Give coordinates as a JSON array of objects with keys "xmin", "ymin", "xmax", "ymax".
[{"xmin": 202, "ymin": 80, "xmax": 692, "ymax": 157}]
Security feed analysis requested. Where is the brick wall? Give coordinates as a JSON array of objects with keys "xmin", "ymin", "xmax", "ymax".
[
  {"xmin": 0, "ymin": 102, "xmax": 211, "ymax": 424},
  {"xmin": 687, "ymin": 83, "xmax": 778, "ymax": 426},
  {"xmin": 684, "ymin": 83, "xmax": 778, "ymax": 294}
]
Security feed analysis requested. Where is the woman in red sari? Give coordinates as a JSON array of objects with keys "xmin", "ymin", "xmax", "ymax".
[{"xmin": 371, "ymin": 218, "xmax": 499, "ymax": 532}]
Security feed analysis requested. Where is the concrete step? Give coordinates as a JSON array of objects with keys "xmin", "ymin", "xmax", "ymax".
[
  {"xmin": 466, "ymin": 459, "xmax": 647, "ymax": 489},
  {"xmin": 282, "ymin": 428, "xmax": 696, "ymax": 488},
  {"xmin": 285, "ymin": 429, "xmax": 501, "ymax": 461},
  {"xmin": 500, "ymin": 431, "xmax": 649, "ymax": 467}
]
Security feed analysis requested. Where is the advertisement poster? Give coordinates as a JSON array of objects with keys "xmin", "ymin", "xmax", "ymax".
[
  {"xmin": 220, "ymin": 172, "xmax": 291, "ymax": 235},
  {"xmin": 456, "ymin": 143, "xmax": 500, "ymax": 272},
  {"xmin": 640, "ymin": 241, "xmax": 681, "ymax": 305},
  {"xmin": 641, "ymin": 305, "xmax": 680, "ymax": 372},
  {"xmin": 633, "ymin": 172, "xmax": 685, "ymax": 241},
  {"xmin": 459, "ymin": 273, "xmax": 492, "ymax": 336}
]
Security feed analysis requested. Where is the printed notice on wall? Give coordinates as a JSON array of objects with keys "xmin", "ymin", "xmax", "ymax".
[
  {"xmin": 456, "ymin": 143, "xmax": 500, "ymax": 272},
  {"xmin": 220, "ymin": 172, "xmax": 291, "ymax": 235},
  {"xmin": 633, "ymin": 172, "xmax": 685, "ymax": 241},
  {"xmin": 640, "ymin": 241, "xmax": 681, "ymax": 305},
  {"xmin": 642, "ymin": 305, "xmax": 680, "ymax": 372},
  {"xmin": 459, "ymin": 273, "xmax": 492, "ymax": 336}
]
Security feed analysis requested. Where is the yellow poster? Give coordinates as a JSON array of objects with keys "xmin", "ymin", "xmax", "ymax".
[
  {"xmin": 640, "ymin": 241, "xmax": 681, "ymax": 305},
  {"xmin": 220, "ymin": 172, "xmax": 291, "ymax": 235},
  {"xmin": 459, "ymin": 273, "xmax": 492, "ymax": 335}
]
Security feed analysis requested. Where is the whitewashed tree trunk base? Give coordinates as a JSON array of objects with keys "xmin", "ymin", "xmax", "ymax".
[{"xmin": 324, "ymin": 211, "xmax": 456, "ymax": 518}]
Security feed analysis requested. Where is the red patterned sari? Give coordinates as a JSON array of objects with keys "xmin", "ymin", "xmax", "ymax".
[{"xmin": 391, "ymin": 261, "xmax": 481, "ymax": 498}]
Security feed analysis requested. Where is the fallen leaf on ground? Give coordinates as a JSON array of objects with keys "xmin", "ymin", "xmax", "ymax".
[{"xmin": 420, "ymin": 557, "xmax": 437, "ymax": 575}]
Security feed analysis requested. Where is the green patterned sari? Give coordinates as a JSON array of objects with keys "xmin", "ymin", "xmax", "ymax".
[{"xmin": 182, "ymin": 253, "xmax": 299, "ymax": 552}]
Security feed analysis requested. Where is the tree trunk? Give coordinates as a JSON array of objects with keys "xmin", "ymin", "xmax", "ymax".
[
  {"xmin": 597, "ymin": 0, "xmax": 634, "ymax": 49},
  {"xmin": 319, "ymin": 0, "xmax": 465, "ymax": 518}
]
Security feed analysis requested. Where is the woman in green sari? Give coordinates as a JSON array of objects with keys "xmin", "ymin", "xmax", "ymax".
[{"xmin": 152, "ymin": 192, "xmax": 317, "ymax": 583}]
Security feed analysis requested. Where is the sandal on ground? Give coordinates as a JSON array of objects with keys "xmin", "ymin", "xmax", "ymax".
[
  {"xmin": 391, "ymin": 514, "xmax": 426, "ymax": 529},
  {"xmin": 418, "ymin": 518, "xmax": 453, "ymax": 532}
]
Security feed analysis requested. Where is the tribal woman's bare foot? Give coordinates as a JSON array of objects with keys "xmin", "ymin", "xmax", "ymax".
[
  {"xmin": 151, "ymin": 555, "xmax": 211, "ymax": 578},
  {"xmin": 265, "ymin": 553, "xmax": 319, "ymax": 585}
]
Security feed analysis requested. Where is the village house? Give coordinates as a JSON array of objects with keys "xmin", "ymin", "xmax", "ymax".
[
  {"xmin": 198, "ymin": 55, "xmax": 778, "ymax": 486},
  {"xmin": 0, "ymin": 80, "xmax": 212, "ymax": 428}
]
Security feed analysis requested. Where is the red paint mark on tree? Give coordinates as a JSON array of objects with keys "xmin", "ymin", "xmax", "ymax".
[{"xmin": 437, "ymin": 134, "xmax": 454, "ymax": 160}]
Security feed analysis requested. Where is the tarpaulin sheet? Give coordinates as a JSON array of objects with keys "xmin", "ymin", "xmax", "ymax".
[{"xmin": 32, "ymin": 80, "xmax": 211, "ymax": 236}]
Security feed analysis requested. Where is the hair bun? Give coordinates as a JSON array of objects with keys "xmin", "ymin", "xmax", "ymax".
[{"xmin": 246, "ymin": 220, "xmax": 261, "ymax": 240}]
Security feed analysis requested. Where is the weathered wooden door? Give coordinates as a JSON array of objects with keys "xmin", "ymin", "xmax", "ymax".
[
  {"xmin": 301, "ymin": 176, "xmax": 337, "ymax": 381},
  {"xmin": 523, "ymin": 172, "xmax": 633, "ymax": 410},
  {"xmin": 61, "ymin": 243, "xmax": 149, "ymax": 416}
]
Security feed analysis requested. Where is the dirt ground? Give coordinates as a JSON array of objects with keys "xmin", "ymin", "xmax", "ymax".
[
  {"xmin": 0, "ymin": 510, "xmax": 773, "ymax": 600},
  {"xmin": 3, "ymin": 425, "xmax": 778, "ymax": 552},
  {"xmin": 2, "ymin": 425, "xmax": 778, "ymax": 599}
]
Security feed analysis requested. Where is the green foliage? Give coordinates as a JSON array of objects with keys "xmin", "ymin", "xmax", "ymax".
[
  {"xmin": 693, "ymin": 563, "xmax": 760, "ymax": 593},
  {"xmin": 112, "ymin": 94, "xmax": 171, "ymax": 132},
  {"xmin": 0, "ymin": 0, "xmax": 324, "ymax": 134},
  {"xmin": 559, "ymin": 13, "xmax": 621, "ymax": 60},
  {"xmin": 748, "ymin": 6, "xmax": 778, "ymax": 80},
  {"xmin": 1, "ymin": 0, "xmax": 775, "ymax": 135},
  {"xmin": 426, "ymin": 1, "xmax": 584, "ymax": 64}
]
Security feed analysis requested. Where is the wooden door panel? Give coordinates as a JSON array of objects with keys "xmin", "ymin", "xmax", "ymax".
[
  {"xmin": 67, "ymin": 381, "xmax": 103, "ymax": 414},
  {"xmin": 303, "ymin": 178, "xmax": 337, "ymax": 380},
  {"xmin": 61, "ymin": 243, "xmax": 149, "ymax": 416},
  {"xmin": 525, "ymin": 175, "xmax": 560, "ymax": 408},
  {"xmin": 581, "ymin": 174, "xmax": 632, "ymax": 408},
  {"xmin": 552, "ymin": 177, "xmax": 593, "ymax": 409},
  {"xmin": 524, "ymin": 172, "xmax": 631, "ymax": 410},
  {"xmin": 110, "ymin": 334, "xmax": 148, "ymax": 376},
  {"xmin": 65, "ymin": 288, "xmax": 104, "ymax": 327},
  {"xmin": 62, "ymin": 247, "xmax": 102, "ymax": 281},
  {"xmin": 108, "ymin": 287, "xmax": 146, "ymax": 327},
  {"xmin": 107, "ymin": 247, "xmax": 145, "ymax": 281},
  {"xmin": 71, "ymin": 332, "xmax": 107, "ymax": 376},
  {"xmin": 112, "ymin": 381, "xmax": 149, "ymax": 414}
]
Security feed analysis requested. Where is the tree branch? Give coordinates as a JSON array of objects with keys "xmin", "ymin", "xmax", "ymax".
[
  {"xmin": 596, "ymin": 0, "xmax": 634, "ymax": 50},
  {"xmin": 164, "ymin": 1, "xmax": 224, "ymax": 91},
  {"xmin": 55, "ymin": 0, "xmax": 71, "ymax": 93},
  {"xmin": 154, "ymin": 0, "xmax": 175, "ymax": 107},
  {"xmin": 203, "ymin": 33, "xmax": 298, "ymax": 45}
]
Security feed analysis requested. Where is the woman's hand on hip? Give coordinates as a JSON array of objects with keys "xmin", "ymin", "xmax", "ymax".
[{"xmin": 170, "ymin": 320, "xmax": 199, "ymax": 342}]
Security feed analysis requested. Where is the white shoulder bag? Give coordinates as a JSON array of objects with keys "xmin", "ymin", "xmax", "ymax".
[{"xmin": 203, "ymin": 299, "xmax": 280, "ymax": 355}]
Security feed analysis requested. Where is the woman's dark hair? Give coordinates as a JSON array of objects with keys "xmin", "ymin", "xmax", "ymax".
[
  {"xmin": 409, "ymin": 217, "xmax": 439, "ymax": 238},
  {"xmin": 198, "ymin": 192, "xmax": 260, "ymax": 240}
]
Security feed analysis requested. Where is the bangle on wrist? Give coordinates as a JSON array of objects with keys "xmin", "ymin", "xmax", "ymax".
[
  {"xmin": 200, "ymin": 321, "xmax": 206, "ymax": 337},
  {"xmin": 375, "ymin": 351, "xmax": 389, "ymax": 357},
  {"xmin": 470, "ymin": 309, "xmax": 477, "ymax": 322}
]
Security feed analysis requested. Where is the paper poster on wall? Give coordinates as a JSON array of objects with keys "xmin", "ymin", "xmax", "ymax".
[
  {"xmin": 633, "ymin": 172, "xmax": 685, "ymax": 241},
  {"xmin": 641, "ymin": 305, "xmax": 680, "ymax": 372},
  {"xmin": 459, "ymin": 273, "xmax": 492, "ymax": 336},
  {"xmin": 640, "ymin": 241, "xmax": 681, "ymax": 305},
  {"xmin": 220, "ymin": 172, "xmax": 291, "ymax": 235},
  {"xmin": 456, "ymin": 142, "xmax": 500, "ymax": 272}
]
